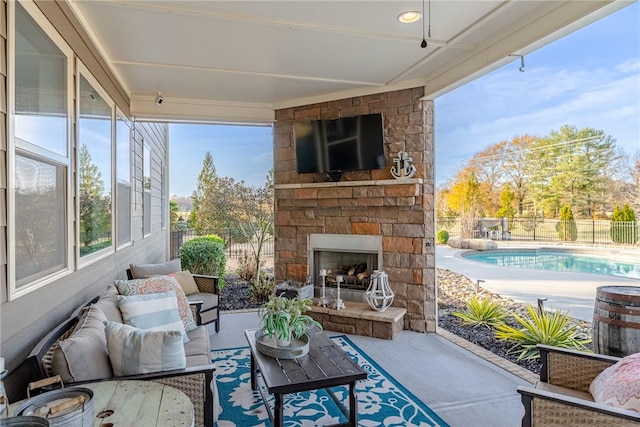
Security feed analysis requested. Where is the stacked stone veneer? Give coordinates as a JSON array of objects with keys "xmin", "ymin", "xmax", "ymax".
[{"xmin": 273, "ymin": 87, "xmax": 436, "ymax": 333}]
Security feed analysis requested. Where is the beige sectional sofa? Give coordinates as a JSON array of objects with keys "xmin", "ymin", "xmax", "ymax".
[{"xmin": 21, "ymin": 284, "xmax": 218, "ymax": 426}]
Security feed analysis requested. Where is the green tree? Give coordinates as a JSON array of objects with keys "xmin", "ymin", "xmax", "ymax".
[
  {"xmin": 556, "ymin": 205, "xmax": 577, "ymax": 241},
  {"xmin": 203, "ymin": 169, "xmax": 274, "ymax": 285},
  {"xmin": 502, "ymin": 135, "xmax": 537, "ymax": 215},
  {"xmin": 79, "ymin": 144, "xmax": 111, "ymax": 254},
  {"xmin": 170, "ymin": 200, "xmax": 179, "ymax": 228},
  {"xmin": 528, "ymin": 125, "xmax": 619, "ymax": 218},
  {"xmin": 496, "ymin": 184, "xmax": 517, "ymax": 220},
  {"xmin": 190, "ymin": 151, "xmax": 274, "ymax": 284},
  {"xmin": 610, "ymin": 204, "xmax": 638, "ymax": 244},
  {"xmin": 191, "ymin": 152, "xmax": 222, "ymax": 234}
]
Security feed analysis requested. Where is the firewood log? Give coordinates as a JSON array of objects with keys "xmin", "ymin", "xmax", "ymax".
[{"xmin": 356, "ymin": 270, "xmax": 369, "ymax": 280}]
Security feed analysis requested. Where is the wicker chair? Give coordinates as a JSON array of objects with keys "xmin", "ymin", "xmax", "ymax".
[
  {"xmin": 518, "ymin": 345, "xmax": 640, "ymax": 426},
  {"xmin": 126, "ymin": 268, "xmax": 220, "ymax": 332}
]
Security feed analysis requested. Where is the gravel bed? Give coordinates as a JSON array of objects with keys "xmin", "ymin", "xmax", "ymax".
[
  {"xmin": 218, "ymin": 274, "xmax": 262, "ymax": 311},
  {"xmin": 437, "ymin": 268, "xmax": 593, "ymax": 375},
  {"xmin": 220, "ymin": 269, "xmax": 593, "ymax": 375}
]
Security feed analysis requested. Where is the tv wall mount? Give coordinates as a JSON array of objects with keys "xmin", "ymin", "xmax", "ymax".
[{"xmin": 326, "ymin": 171, "xmax": 342, "ymax": 182}]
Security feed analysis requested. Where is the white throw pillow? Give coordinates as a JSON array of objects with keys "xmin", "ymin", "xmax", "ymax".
[
  {"xmin": 118, "ymin": 290, "xmax": 189, "ymax": 343},
  {"xmin": 105, "ymin": 321, "xmax": 186, "ymax": 376},
  {"xmin": 590, "ymin": 353, "xmax": 640, "ymax": 412}
]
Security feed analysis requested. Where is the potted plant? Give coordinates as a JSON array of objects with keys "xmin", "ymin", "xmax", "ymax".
[{"xmin": 258, "ymin": 294, "xmax": 321, "ymax": 347}]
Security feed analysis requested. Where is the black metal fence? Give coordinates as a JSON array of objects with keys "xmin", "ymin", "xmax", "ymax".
[
  {"xmin": 170, "ymin": 229, "xmax": 275, "ymax": 260},
  {"xmin": 436, "ymin": 217, "xmax": 639, "ymax": 245}
]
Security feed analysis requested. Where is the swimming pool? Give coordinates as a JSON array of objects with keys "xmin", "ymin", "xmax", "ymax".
[{"xmin": 462, "ymin": 249, "xmax": 640, "ymax": 279}]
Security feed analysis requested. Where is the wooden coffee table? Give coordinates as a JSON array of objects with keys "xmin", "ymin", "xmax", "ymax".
[{"xmin": 244, "ymin": 328, "xmax": 367, "ymax": 427}]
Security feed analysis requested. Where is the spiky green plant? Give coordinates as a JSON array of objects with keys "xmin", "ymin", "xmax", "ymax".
[
  {"xmin": 495, "ymin": 305, "xmax": 591, "ymax": 360},
  {"xmin": 452, "ymin": 298, "xmax": 507, "ymax": 328}
]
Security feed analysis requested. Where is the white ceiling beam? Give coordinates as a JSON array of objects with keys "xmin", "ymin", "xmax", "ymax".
[
  {"xmin": 131, "ymin": 95, "xmax": 275, "ymax": 124},
  {"xmin": 113, "ymin": 60, "xmax": 385, "ymax": 87}
]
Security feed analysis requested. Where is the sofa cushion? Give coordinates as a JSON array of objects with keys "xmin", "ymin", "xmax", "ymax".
[
  {"xmin": 186, "ymin": 354, "xmax": 212, "ymax": 368},
  {"xmin": 115, "ymin": 276, "xmax": 197, "ymax": 332},
  {"xmin": 184, "ymin": 325, "xmax": 211, "ymax": 358},
  {"xmin": 590, "ymin": 353, "xmax": 640, "ymax": 412},
  {"xmin": 94, "ymin": 285, "xmax": 123, "ymax": 323},
  {"xmin": 186, "ymin": 292, "xmax": 219, "ymax": 312},
  {"xmin": 118, "ymin": 290, "xmax": 189, "ymax": 343},
  {"xmin": 130, "ymin": 259, "xmax": 181, "ymax": 279},
  {"xmin": 105, "ymin": 321, "xmax": 186, "ymax": 376},
  {"xmin": 51, "ymin": 305, "xmax": 112, "ymax": 383},
  {"xmin": 168, "ymin": 270, "xmax": 200, "ymax": 295}
]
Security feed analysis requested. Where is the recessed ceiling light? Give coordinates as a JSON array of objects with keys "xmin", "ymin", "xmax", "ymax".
[{"xmin": 397, "ymin": 11, "xmax": 422, "ymax": 24}]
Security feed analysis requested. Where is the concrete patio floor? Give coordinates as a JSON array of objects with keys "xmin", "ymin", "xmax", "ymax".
[{"xmin": 210, "ymin": 310, "xmax": 532, "ymax": 427}]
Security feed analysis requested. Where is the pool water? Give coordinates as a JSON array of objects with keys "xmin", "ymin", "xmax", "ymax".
[{"xmin": 462, "ymin": 250, "xmax": 640, "ymax": 279}]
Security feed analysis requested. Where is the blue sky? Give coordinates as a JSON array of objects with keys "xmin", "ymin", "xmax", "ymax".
[
  {"xmin": 170, "ymin": 124, "xmax": 273, "ymax": 195},
  {"xmin": 170, "ymin": 3, "xmax": 639, "ymax": 196},
  {"xmin": 435, "ymin": 2, "xmax": 640, "ymax": 185}
]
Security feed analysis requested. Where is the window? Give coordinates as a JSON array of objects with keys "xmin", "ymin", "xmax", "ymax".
[
  {"xmin": 77, "ymin": 68, "xmax": 114, "ymax": 260},
  {"xmin": 9, "ymin": 1, "xmax": 74, "ymax": 297},
  {"xmin": 116, "ymin": 113, "xmax": 132, "ymax": 247},
  {"xmin": 143, "ymin": 143, "xmax": 151, "ymax": 236},
  {"xmin": 161, "ymin": 160, "xmax": 166, "ymax": 230}
]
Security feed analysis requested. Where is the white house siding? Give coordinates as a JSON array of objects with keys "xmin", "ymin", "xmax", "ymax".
[{"xmin": 0, "ymin": 1, "xmax": 170, "ymax": 372}]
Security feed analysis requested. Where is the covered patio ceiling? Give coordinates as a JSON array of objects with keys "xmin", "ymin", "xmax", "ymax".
[{"xmin": 66, "ymin": 0, "xmax": 632, "ymax": 123}]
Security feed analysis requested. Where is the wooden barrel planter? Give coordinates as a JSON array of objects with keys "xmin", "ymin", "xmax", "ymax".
[{"xmin": 593, "ymin": 286, "xmax": 640, "ymax": 357}]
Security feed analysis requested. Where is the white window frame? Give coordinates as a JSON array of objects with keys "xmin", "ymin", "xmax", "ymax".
[
  {"xmin": 143, "ymin": 142, "xmax": 152, "ymax": 238},
  {"xmin": 7, "ymin": 0, "xmax": 75, "ymax": 300},
  {"xmin": 76, "ymin": 60, "xmax": 116, "ymax": 268},
  {"xmin": 115, "ymin": 109, "xmax": 133, "ymax": 250},
  {"xmin": 161, "ymin": 159, "xmax": 166, "ymax": 230}
]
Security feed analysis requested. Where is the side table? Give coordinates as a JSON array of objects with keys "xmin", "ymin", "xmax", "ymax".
[{"xmin": 9, "ymin": 380, "xmax": 194, "ymax": 426}]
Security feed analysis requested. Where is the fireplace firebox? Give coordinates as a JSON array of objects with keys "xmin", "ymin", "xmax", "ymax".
[
  {"xmin": 308, "ymin": 234, "xmax": 383, "ymax": 302},
  {"xmin": 313, "ymin": 250, "xmax": 378, "ymax": 291}
]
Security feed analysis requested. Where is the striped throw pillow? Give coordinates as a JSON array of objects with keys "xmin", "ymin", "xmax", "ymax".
[
  {"xmin": 105, "ymin": 321, "xmax": 186, "ymax": 376},
  {"xmin": 117, "ymin": 290, "xmax": 189, "ymax": 343},
  {"xmin": 115, "ymin": 276, "xmax": 197, "ymax": 332}
]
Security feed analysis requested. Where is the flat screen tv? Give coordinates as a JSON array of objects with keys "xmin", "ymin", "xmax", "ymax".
[{"xmin": 294, "ymin": 113, "xmax": 386, "ymax": 174}]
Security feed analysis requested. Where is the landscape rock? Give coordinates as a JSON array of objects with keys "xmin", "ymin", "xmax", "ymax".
[
  {"xmin": 448, "ymin": 236, "xmax": 470, "ymax": 249},
  {"xmin": 468, "ymin": 239, "xmax": 498, "ymax": 251}
]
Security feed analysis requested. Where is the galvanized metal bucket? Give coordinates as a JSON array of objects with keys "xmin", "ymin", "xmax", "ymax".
[
  {"xmin": 0, "ymin": 416, "xmax": 49, "ymax": 426},
  {"xmin": 14, "ymin": 377, "xmax": 93, "ymax": 427}
]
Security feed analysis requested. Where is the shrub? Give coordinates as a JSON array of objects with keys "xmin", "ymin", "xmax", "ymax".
[
  {"xmin": 610, "ymin": 204, "xmax": 638, "ymax": 244},
  {"xmin": 235, "ymin": 251, "xmax": 256, "ymax": 281},
  {"xmin": 453, "ymin": 298, "xmax": 507, "ymax": 328},
  {"xmin": 555, "ymin": 206, "xmax": 577, "ymax": 241},
  {"xmin": 495, "ymin": 305, "xmax": 591, "ymax": 360},
  {"xmin": 436, "ymin": 229, "xmax": 450, "ymax": 244},
  {"xmin": 180, "ymin": 235, "xmax": 226, "ymax": 287},
  {"xmin": 251, "ymin": 273, "xmax": 275, "ymax": 303}
]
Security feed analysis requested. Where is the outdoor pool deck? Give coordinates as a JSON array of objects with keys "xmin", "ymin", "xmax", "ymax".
[
  {"xmin": 437, "ymin": 243, "xmax": 640, "ymax": 322},
  {"xmin": 211, "ymin": 311, "xmax": 532, "ymax": 427}
]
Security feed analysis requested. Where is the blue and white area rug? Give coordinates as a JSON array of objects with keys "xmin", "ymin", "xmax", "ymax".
[{"xmin": 211, "ymin": 335, "xmax": 449, "ymax": 426}]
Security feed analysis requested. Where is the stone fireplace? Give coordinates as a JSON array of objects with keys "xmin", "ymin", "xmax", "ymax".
[{"xmin": 273, "ymin": 87, "xmax": 436, "ymax": 333}]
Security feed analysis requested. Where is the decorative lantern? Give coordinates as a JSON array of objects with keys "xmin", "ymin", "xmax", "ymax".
[{"xmin": 365, "ymin": 270, "xmax": 394, "ymax": 312}]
